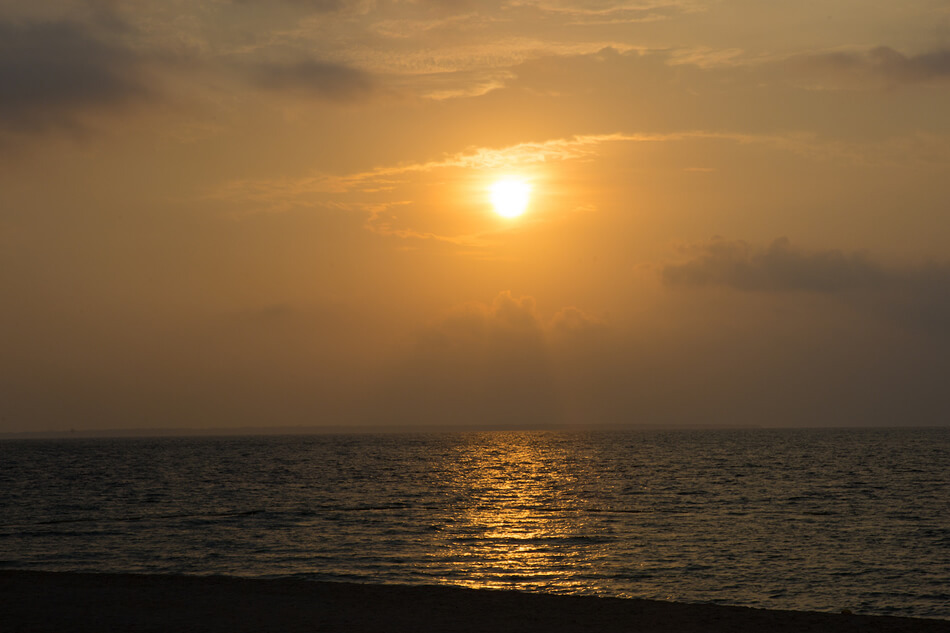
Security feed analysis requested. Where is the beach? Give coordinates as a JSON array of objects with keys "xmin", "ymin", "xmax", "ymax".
[{"xmin": 2, "ymin": 571, "xmax": 948, "ymax": 633}]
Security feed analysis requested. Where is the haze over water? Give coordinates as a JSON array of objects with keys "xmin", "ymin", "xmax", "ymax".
[{"xmin": 2, "ymin": 428, "xmax": 947, "ymax": 619}]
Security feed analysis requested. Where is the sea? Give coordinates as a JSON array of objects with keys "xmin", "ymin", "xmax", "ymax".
[{"xmin": 1, "ymin": 428, "xmax": 948, "ymax": 619}]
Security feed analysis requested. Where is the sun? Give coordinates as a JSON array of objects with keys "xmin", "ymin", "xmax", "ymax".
[{"xmin": 489, "ymin": 178, "xmax": 532, "ymax": 218}]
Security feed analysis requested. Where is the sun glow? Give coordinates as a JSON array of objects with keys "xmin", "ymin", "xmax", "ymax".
[{"xmin": 489, "ymin": 178, "xmax": 532, "ymax": 218}]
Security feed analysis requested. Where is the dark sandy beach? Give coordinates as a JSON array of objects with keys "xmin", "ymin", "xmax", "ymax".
[{"xmin": 1, "ymin": 570, "xmax": 948, "ymax": 632}]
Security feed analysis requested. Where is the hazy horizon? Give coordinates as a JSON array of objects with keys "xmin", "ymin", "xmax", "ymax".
[
  {"xmin": 3, "ymin": 0, "xmax": 950, "ymax": 433},
  {"xmin": 4, "ymin": 422, "xmax": 949, "ymax": 442}
]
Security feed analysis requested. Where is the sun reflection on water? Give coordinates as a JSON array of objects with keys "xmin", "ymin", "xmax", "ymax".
[{"xmin": 430, "ymin": 432, "xmax": 613, "ymax": 593}]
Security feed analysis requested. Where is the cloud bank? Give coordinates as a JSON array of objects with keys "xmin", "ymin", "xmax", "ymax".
[{"xmin": 368, "ymin": 292, "xmax": 607, "ymax": 427}]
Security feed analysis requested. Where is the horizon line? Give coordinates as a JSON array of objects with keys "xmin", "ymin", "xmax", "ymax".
[{"xmin": 2, "ymin": 422, "xmax": 947, "ymax": 440}]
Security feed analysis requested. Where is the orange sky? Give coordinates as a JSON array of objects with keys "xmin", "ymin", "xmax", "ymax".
[{"xmin": 2, "ymin": 0, "xmax": 950, "ymax": 432}]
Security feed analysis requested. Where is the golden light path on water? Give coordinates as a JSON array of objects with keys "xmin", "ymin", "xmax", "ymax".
[{"xmin": 431, "ymin": 433, "xmax": 617, "ymax": 594}]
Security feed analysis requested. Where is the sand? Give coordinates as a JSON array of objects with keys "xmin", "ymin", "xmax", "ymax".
[{"xmin": 1, "ymin": 570, "xmax": 948, "ymax": 632}]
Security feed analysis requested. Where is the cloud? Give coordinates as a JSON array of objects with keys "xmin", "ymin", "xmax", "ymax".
[
  {"xmin": 206, "ymin": 132, "xmax": 653, "ymax": 233},
  {"xmin": 0, "ymin": 19, "xmax": 147, "ymax": 135},
  {"xmin": 550, "ymin": 305, "xmax": 607, "ymax": 337},
  {"xmin": 364, "ymin": 292, "xmax": 608, "ymax": 427},
  {"xmin": 373, "ymin": 292, "xmax": 556, "ymax": 426},
  {"xmin": 207, "ymin": 131, "xmax": 726, "ymax": 208},
  {"xmin": 661, "ymin": 237, "xmax": 950, "ymax": 338},
  {"xmin": 787, "ymin": 46, "xmax": 950, "ymax": 87},
  {"xmin": 662, "ymin": 237, "xmax": 885, "ymax": 293},
  {"xmin": 248, "ymin": 59, "xmax": 376, "ymax": 102},
  {"xmin": 417, "ymin": 292, "xmax": 607, "ymax": 349},
  {"xmin": 520, "ymin": 0, "xmax": 699, "ymax": 25},
  {"xmin": 416, "ymin": 291, "xmax": 547, "ymax": 352},
  {"xmin": 869, "ymin": 46, "xmax": 950, "ymax": 83},
  {"xmin": 209, "ymin": 127, "xmax": 909, "ymax": 255},
  {"xmin": 0, "ymin": 7, "xmax": 375, "ymax": 141}
]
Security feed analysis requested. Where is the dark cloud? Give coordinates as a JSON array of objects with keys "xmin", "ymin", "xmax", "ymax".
[
  {"xmin": 662, "ymin": 237, "xmax": 950, "ymax": 338},
  {"xmin": 662, "ymin": 237, "xmax": 884, "ymax": 293},
  {"xmin": 84, "ymin": 0, "xmax": 132, "ymax": 32},
  {"xmin": 791, "ymin": 46, "xmax": 950, "ymax": 86},
  {"xmin": 869, "ymin": 46, "xmax": 950, "ymax": 83},
  {"xmin": 249, "ymin": 59, "xmax": 375, "ymax": 102},
  {"xmin": 0, "ymin": 19, "xmax": 146, "ymax": 134}
]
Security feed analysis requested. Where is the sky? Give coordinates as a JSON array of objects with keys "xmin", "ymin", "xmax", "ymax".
[{"xmin": 2, "ymin": 0, "xmax": 950, "ymax": 433}]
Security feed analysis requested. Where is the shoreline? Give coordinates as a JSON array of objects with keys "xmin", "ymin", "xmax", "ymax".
[{"xmin": 1, "ymin": 570, "xmax": 948, "ymax": 632}]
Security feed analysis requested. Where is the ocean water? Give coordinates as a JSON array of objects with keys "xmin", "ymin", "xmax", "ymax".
[{"xmin": 1, "ymin": 428, "xmax": 948, "ymax": 619}]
